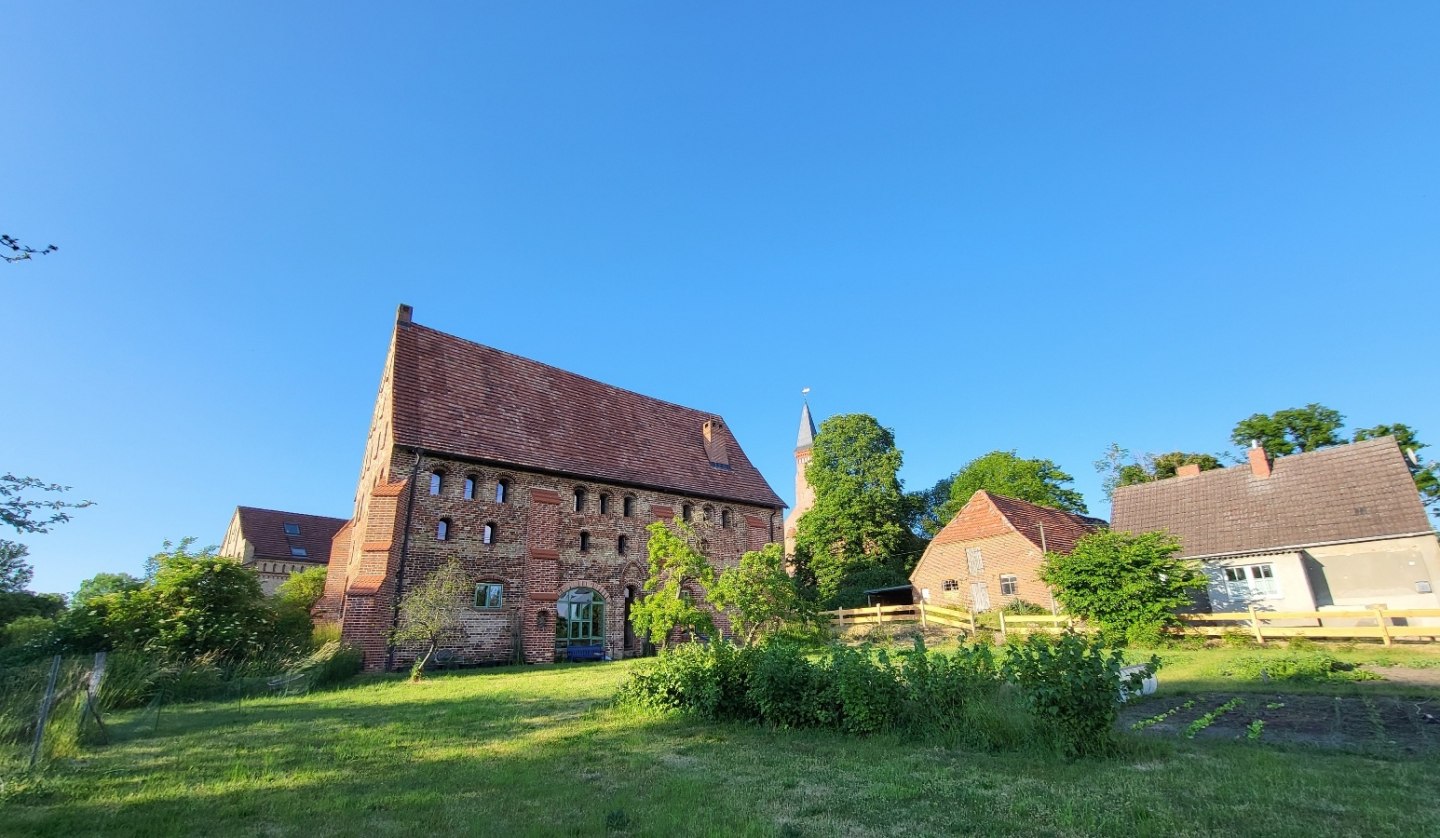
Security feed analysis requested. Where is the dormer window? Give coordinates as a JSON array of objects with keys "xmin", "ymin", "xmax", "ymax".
[
  {"xmin": 284, "ymin": 523, "xmax": 301, "ymax": 536},
  {"xmin": 290, "ymin": 546, "xmax": 308, "ymax": 557}
]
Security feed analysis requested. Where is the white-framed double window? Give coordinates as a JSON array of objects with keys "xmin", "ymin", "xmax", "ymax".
[{"xmin": 1223, "ymin": 563, "xmax": 1279, "ymax": 598}]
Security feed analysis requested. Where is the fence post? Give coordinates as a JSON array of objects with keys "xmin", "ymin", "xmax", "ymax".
[
  {"xmin": 29, "ymin": 655, "xmax": 62, "ymax": 769},
  {"xmin": 919, "ymin": 602, "xmax": 927, "ymax": 628},
  {"xmin": 968, "ymin": 610, "xmax": 975, "ymax": 633},
  {"xmin": 1375, "ymin": 608, "xmax": 1393, "ymax": 647},
  {"xmin": 1248, "ymin": 606, "xmax": 1264, "ymax": 645},
  {"xmin": 875, "ymin": 603, "xmax": 884, "ymax": 624},
  {"xmin": 998, "ymin": 610, "xmax": 1007, "ymax": 642}
]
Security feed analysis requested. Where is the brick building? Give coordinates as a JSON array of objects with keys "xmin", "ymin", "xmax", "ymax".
[
  {"xmin": 319, "ymin": 305, "xmax": 786, "ymax": 671},
  {"xmin": 909, "ymin": 490, "xmax": 1104, "ymax": 612},
  {"xmin": 219, "ymin": 506, "xmax": 348, "ymax": 595}
]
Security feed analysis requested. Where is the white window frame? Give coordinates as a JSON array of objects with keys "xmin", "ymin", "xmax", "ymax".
[
  {"xmin": 999, "ymin": 574, "xmax": 1018, "ymax": 597},
  {"xmin": 1223, "ymin": 563, "xmax": 1280, "ymax": 599},
  {"xmin": 966, "ymin": 548, "xmax": 984, "ymax": 575},
  {"xmin": 971, "ymin": 581, "xmax": 991, "ymax": 612}
]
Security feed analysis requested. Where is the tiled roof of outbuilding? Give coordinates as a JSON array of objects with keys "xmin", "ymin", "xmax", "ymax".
[
  {"xmin": 1110, "ymin": 436, "xmax": 1431, "ymax": 558},
  {"xmin": 930, "ymin": 490, "xmax": 1105, "ymax": 554},
  {"xmin": 235, "ymin": 507, "xmax": 348, "ymax": 562},
  {"xmin": 389, "ymin": 320, "xmax": 785, "ymax": 509}
]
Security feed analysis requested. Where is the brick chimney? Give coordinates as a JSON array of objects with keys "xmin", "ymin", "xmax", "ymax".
[
  {"xmin": 396, "ymin": 303, "xmax": 413, "ymax": 324},
  {"xmin": 1176, "ymin": 463, "xmax": 1201, "ymax": 479},
  {"xmin": 1247, "ymin": 440, "xmax": 1272, "ymax": 479},
  {"xmin": 702, "ymin": 418, "xmax": 730, "ymax": 467}
]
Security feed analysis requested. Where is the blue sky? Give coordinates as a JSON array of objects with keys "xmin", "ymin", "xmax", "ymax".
[{"xmin": 5, "ymin": 3, "xmax": 1437, "ymax": 595}]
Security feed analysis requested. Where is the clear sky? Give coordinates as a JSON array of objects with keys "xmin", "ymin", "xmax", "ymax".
[{"xmin": 5, "ymin": 3, "xmax": 1438, "ymax": 595}]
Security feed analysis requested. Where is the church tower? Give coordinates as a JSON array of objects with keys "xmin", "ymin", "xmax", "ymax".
[{"xmin": 783, "ymin": 400, "xmax": 818, "ymax": 556}]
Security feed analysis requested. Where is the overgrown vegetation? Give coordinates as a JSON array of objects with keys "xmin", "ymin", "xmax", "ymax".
[
  {"xmin": 1040, "ymin": 529, "xmax": 1205, "ymax": 644},
  {"xmin": 1221, "ymin": 652, "xmax": 1380, "ymax": 683},
  {"xmin": 620, "ymin": 633, "xmax": 1153, "ymax": 758}
]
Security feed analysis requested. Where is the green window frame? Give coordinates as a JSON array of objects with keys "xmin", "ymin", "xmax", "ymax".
[
  {"xmin": 555, "ymin": 588, "xmax": 605, "ymax": 648},
  {"xmin": 474, "ymin": 583, "xmax": 503, "ymax": 609}
]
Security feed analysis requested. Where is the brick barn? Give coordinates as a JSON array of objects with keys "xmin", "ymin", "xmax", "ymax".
[
  {"xmin": 909, "ymin": 490, "xmax": 1104, "ymax": 612},
  {"xmin": 318, "ymin": 305, "xmax": 786, "ymax": 671}
]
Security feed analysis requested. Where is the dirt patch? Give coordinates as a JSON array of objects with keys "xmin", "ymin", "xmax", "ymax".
[
  {"xmin": 1119, "ymin": 693, "xmax": 1440, "ymax": 754},
  {"xmin": 1362, "ymin": 665, "xmax": 1440, "ymax": 688}
]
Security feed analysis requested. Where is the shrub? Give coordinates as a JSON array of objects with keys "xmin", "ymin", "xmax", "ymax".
[
  {"xmin": 299, "ymin": 642, "xmax": 363, "ymax": 689},
  {"xmin": 1001, "ymin": 599, "xmax": 1050, "ymax": 616},
  {"xmin": 1124, "ymin": 621, "xmax": 1167, "ymax": 649},
  {"xmin": 1040, "ymin": 530, "xmax": 1205, "ymax": 642},
  {"xmin": 895, "ymin": 637, "xmax": 999, "ymax": 733},
  {"xmin": 822, "ymin": 645, "xmax": 904, "ymax": 735},
  {"xmin": 617, "ymin": 642, "xmax": 724, "ymax": 717},
  {"xmin": 747, "ymin": 642, "xmax": 821, "ymax": 728},
  {"xmin": 1001, "ymin": 632, "xmax": 1155, "ymax": 758}
]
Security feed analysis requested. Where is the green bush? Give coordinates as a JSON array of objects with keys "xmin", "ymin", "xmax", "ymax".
[
  {"xmin": 747, "ymin": 642, "xmax": 821, "ymax": 728},
  {"xmin": 1124, "ymin": 621, "xmax": 1167, "ymax": 649},
  {"xmin": 616, "ymin": 642, "xmax": 725, "ymax": 717},
  {"xmin": 1001, "ymin": 632, "xmax": 1155, "ymax": 758},
  {"xmin": 895, "ymin": 637, "xmax": 1000, "ymax": 733},
  {"xmin": 821, "ymin": 645, "xmax": 904, "ymax": 735}
]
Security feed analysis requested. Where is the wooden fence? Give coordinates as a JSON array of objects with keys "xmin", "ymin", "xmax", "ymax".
[
  {"xmin": 824, "ymin": 604, "xmax": 1440, "ymax": 645},
  {"xmin": 823, "ymin": 604, "xmax": 1079, "ymax": 640},
  {"xmin": 1176, "ymin": 607, "xmax": 1440, "ymax": 646}
]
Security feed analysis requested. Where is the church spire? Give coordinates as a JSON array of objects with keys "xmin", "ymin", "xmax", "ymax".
[{"xmin": 796, "ymin": 400, "xmax": 817, "ymax": 451}]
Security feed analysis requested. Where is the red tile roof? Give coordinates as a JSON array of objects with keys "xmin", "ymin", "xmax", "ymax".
[
  {"xmin": 235, "ymin": 506, "xmax": 349, "ymax": 563},
  {"xmin": 1111, "ymin": 436, "xmax": 1432, "ymax": 559},
  {"xmin": 931, "ymin": 490, "xmax": 1105, "ymax": 554},
  {"xmin": 388, "ymin": 320, "xmax": 784, "ymax": 509}
]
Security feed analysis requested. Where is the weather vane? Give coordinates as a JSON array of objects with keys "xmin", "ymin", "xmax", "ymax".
[{"xmin": 801, "ymin": 387, "xmax": 810, "ymax": 397}]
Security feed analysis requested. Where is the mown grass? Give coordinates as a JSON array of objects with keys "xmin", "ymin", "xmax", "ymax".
[{"xmin": 3, "ymin": 650, "xmax": 1439, "ymax": 838}]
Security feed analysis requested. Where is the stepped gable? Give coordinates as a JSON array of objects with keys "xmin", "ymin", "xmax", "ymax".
[
  {"xmin": 389, "ymin": 320, "xmax": 784, "ymax": 509},
  {"xmin": 1111, "ymin": 436, "xmax": 1431, "ymax": 559}
]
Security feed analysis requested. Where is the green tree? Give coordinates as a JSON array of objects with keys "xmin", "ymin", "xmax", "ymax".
[
  {"xmin": 0, "ymin": 540, "xmax": 34, "ymax": 592},
  {"xmin": 936, "ymin": 450, "xmax": 1087, "ymax": 529},
  {"xmin": 629, "ymin": 521, "xmax": 716, "ymax": 647},
  {"xmin": 272, "ymin": 566, "xmax": 330, "ymax": 651},
  {"xmin": 1, "ymin": 473, "xmax": 92, "ymax": 535},
  {"xmin": 1231, "ymin": 404, "xmax": 1345, "ymax": 456},
  {"xmin": 908, "ymin": 473, "xmax": 956, "ymax": 538},
  {"xmin": 71, "ymin": 572, "xmax": 142, "ymax": 607},
  {"xmin": 793, "ymin": 414, "xmax": 915, "ymax": 608},
  {"xmin": 392, "ymin": 559, "xmax": 471, "ymax": 681},
  {"xmin": 1095, "ymin": 445, "xmax": 1224, "ymax": 498},
  {"xmin": 708, "ymin": 543, "xmax": 817, "ymax": 646},
  {"xmin": 139, "ymin": 538, "xmax": 274, "ymax": 659},
  {"xmin": 1353, "ymin": 423, "xmax": 1439, "ymax": 516},
  {"xmin": 1039, "ymin": 530, "xmax": 1206, "ymax": 643}
]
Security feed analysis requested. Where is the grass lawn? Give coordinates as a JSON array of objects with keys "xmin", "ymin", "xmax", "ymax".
[{"xmin": 3, "ymin": 645, "xmax": 1439, "ymax": 837}]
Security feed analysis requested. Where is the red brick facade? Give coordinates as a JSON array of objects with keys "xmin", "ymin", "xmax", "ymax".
[
  {"xmin": 324, "ymin": 308, "xmax": 784, "ymax": 671},
  {"xmin": 909, "ymin": 491, "xmax": 1102, "ymax": 612}
]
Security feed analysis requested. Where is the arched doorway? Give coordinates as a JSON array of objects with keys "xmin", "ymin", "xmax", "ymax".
[
  {"xmin": 623, "ymin": 585, "xmax": 640, "ymax": 655},
  {"xmin": 555, "ymin": 587, "xmax": 605, "ymax": 661}
]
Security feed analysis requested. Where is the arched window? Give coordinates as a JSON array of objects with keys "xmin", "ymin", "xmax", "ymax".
[
  {"xmin": 429, "ymin": 471, "xmax": 444, "ymax": 496},
  {"xmin": 437, "ymin": 518, "xmax": 452, "ymax": 540},
  {"xmin": 574, "ymin": 487, "xmax": 587, "ymax": 512},
  {"xmin": 483, "ymin": 523, "xmax": 495, "ymax": 545},
  {"xmin": 702, "ymin": 505, "xmax": 714, "ymax": 523},
  {"xmin": 622, "ymin": 496, "xmax": 635, "ymax": 517},
  {"xmin": 681, "ymin": 503, "xmax": 693, "ymax": 522},
  {"xmin": 617, "ymin": 534, "xmax": 628, "ymax": 556},
  {"xmin": 598, "ymin": 493, "xmax": 610, "ymax": 514},
  {"xmin": 721, "ymin": 509, "xmax": 732, "ymax": 529},
  {"xmin": 464, "ymin": 474, "xmax": 478, "ymax": 500},
  {"xmin": 496, "ymin": 479, "xmax": 510, "ymax": 504},
  {"xmin": 580, "ymin": 530, "xmax": 591, "ymax": 552}
]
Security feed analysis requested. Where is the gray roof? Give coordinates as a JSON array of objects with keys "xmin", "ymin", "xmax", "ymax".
[
  {"xmin": 1111, "ymin": 436, "xmax": 1432, "ymax": 558},
  {"xmin": 796, "ymin": 402, "xmax": 816, "ymax": 450}
]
